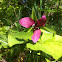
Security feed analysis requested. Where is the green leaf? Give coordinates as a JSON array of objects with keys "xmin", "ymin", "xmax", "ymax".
[
  {"xmin": 0, "ymin": 31, "xmax": 8, "ymax": 48},
  {"xmin": 2, "ymin": 26, "xmax": 10, "ymax": 32},
  {"xmin": 55, "ymin": 35, "xmax": 62, "ymax": 43},
  {"xmin": 0, "ymin": 40, "xmax": 8, "ymax": 48},
  {"xmin": 41, "ymin": 32, "xmax": 53, "ymax": 42},
  {"xmin": 27, "ymin": 34, "xmax": 62, "ymax": 60},
  {"xmin": 45, "ymin": 59, "xmax": 50, "ymax": 62},
  {"xmin": 39, "ymin": 0, "xmax": 42, "ymax": 18},
  {"xmin": 40, "ymin": 27, "xmax": 56, "ymax": 34},
  {"xmin": 0, "ymin": 34, "xmax": 7, "ymax": 42},
  {"xmin": 31, "ymin": 7, "xmax": 37, "ymax": 21},
  {"xmin": 8, "ymin": 31, "xmax": 33, "ymax": 47}
]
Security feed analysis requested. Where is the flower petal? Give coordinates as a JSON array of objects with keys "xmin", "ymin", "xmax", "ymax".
[
  {"xmin": 37, "ymin": 15, "xmax": 47, "ymax": 27},
  {"xmin": 31, "ymin": 29, "xmax": 41, "ymax": 43},
  {"xmin": 19, "ymin": 17, "xmax": 35, "ymax": 28}
]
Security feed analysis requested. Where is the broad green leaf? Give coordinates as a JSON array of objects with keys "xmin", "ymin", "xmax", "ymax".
[
  {"xmin": 45, "ymin": 59, "xmax": 56, "ymax": 62},
  {"xmin": 0, "ymin": 40, "xmax": 8, "ymax": 48},
  {"xmin": 0, "ymin": 34, "xmax": 7, "ymax": 42},
  {"xmin": 40, "ymin": 28, "xmax": 54, "ymax": 42},
  {"xmin": 41, "ymin": 32, "xmax": 53, "ymax": 42},
  {"xmin": 0, "ymin": 31, "xmax": 8, "ymax": 48},
  {"xmin": 42, "ymin": 27, "xmax": 56, "ymax": 34},
  {"xmin": 45, "ymin": 59, "xmax": 50, "ymax": 62},
  {"xmin": 27, "ymin": 34, "xmax": 62, "ymax": 60},
  {"xmin": 8, "ymin": 31, "xmax": 33, "ymax": 47},
  {"xmin": 55, "ymin": 35, "xmax": 62, "ymax": 43}
]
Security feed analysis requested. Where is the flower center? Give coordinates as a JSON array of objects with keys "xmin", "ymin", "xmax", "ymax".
[
  {"xmin": 32, "ymin": 24, "xmax": 35, "ymax": 28},
  {"xmin": 32, "ymin": 23, "xmax": 40, "ymax": 32}
]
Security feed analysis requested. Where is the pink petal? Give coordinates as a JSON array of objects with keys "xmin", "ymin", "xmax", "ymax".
[
  {"xmin": 31, "ymin": 29, "xmax": 41, "ymax": 43},
  {"xmin": 37, "ymin": 15, "xmax": 47, "ymax": 27},
  {"xmin": 19, "ymin": 17, "xmax": 35, "ymax": 28}
]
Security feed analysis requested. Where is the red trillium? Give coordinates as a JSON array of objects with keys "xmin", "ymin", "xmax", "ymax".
[{"xmin": 19, "ymin": 15, "xmax": 47, "ymax": 43}]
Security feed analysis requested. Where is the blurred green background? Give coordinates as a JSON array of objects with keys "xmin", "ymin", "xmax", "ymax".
[{"xmin": 0, "ymin": 0, "xmax": 62, "ymax": 35}]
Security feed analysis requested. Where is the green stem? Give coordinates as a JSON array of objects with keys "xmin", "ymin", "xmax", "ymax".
[
  {"xmin": 27, "ymin": 27, "xmax": 33, "ymax": 32},
  {"xmin": 40, "ymin": 0, "xmax": 42, "ymax": 17}
]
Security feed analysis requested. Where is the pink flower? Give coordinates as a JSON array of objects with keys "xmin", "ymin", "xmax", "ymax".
[
  {"xmin": 31, "ymin": 29, "xmax": 41, "ymax": 43},
  {"xmin": 37, "ymin": 15, "xmax": 47, "ymax": 27},
  {"xmin": 19, "ymin": 17, "xmax": 34, "ymax": 28},
  {"xmin": 19, "ymin": 15, "xmax": 47, "ymax": 43}
]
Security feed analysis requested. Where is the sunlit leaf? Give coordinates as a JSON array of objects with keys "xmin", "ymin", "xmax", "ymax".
[
  {"xmin": 0, "ymin": 40, "xmax": 8, "ymax": 48},
  {"xmin": 45, "ymin": 58, "xmax": 50, "ymax": 62},
  {"xmin": 8, "ymin": 31, "xmax": 33, "ymax": 47},
  {"xmin": 41, "ymin": 27, "xmax": 56, "ymax": 34},
  {"xmin": 41, "ymin": 32, "xmax": 53, "ymax": 42},
  {"xmin": 27, "ymin": 34, "xmax": 62, "ymax": 60},
  {"xmin": 0, "ymin": 30, "xmax": 8, "ymax": 48}
]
